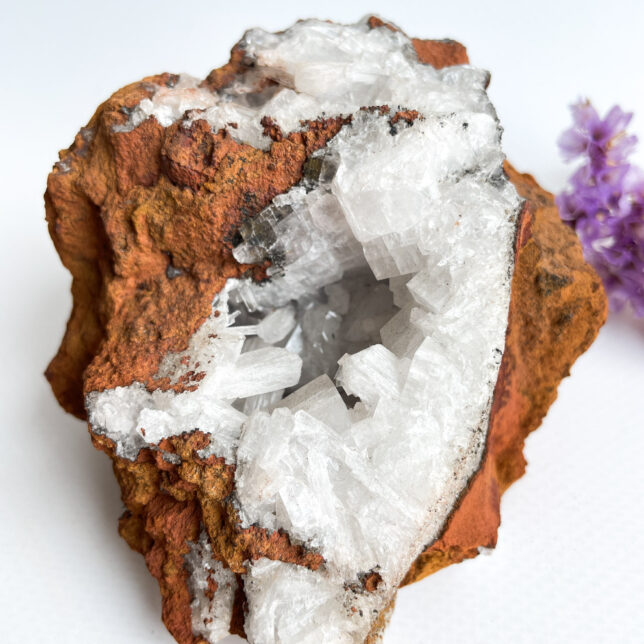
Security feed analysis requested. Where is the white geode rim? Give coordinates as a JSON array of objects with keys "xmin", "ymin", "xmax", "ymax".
[{"xmin": 87, "ymin": 16, "xmax": 522, "ymax": 644}]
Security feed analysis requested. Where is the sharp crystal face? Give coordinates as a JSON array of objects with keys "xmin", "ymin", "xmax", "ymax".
[{"xmin": 87, "ymin": 17, "xmax": 522, "ymax": 643}]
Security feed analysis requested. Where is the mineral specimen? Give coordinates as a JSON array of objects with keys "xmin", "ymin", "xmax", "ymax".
[{"xmin": 45, "ymin": 16, "xmax": 607, "ymax": 644}]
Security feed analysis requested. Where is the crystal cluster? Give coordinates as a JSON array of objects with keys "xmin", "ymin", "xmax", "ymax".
[
  {"xmin": 87, "ymin": 18, "xmax": 521, "ymax": 641},
  {"xmin": 44, "ymin": 15, "xmax": 607, "ymax": 644}
]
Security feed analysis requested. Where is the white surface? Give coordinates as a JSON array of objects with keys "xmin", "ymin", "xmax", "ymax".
[{"xmin": 0, "ymin": 1, "xmax": 643, "ymax": 643}]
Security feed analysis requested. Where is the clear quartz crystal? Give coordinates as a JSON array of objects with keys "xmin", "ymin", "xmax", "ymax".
[{"xmin": 89, "ymin": 16, "xmax": 523, "ymax": 643}]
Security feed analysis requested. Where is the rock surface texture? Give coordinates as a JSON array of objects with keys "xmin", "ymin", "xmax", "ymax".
[{"xmin": 45, "ymin": 16, "xmax": 607, "ymax": 644}]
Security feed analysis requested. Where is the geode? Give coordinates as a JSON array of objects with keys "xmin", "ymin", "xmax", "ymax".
[{"xmin": 45, "ymin": 16, "xmax": 607, "ymax": 644}]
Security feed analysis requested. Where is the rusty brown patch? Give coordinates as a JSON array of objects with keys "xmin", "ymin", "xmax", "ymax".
[{"xmin": 363, "ymin": 571, "xmax": 383, "ymax": 593}]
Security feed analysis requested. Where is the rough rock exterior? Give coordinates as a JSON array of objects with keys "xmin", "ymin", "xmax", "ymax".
[{"xmin": 45, "ymin": 16, "xmax": 606, "ymax": 644}]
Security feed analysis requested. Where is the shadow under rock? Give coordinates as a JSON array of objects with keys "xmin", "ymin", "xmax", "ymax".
[
  {"xmin": 32, "ymin": 383, "xmax": 165, "ymax": 621},
  {"xmin": 607, "ymin": 308, "xmax": 644, "ymax": 341},
  {"xmin": 27, "ymin": 281, "xmax": 164, "ymax": 635}
]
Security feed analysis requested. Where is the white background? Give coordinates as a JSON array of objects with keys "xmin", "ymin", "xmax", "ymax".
[{"xmin": 1, "ymin": 1, "xmax": 643, "ymax": 642}]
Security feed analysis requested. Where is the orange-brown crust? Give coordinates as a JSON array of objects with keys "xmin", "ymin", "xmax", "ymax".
[
  {"xmin": 45, "ymin": 21, "xmax": 606, "ymax": 644},
  {"xmin": 367, "ymin": 15, "xmax": 469, "ymax": 69},
  {"xmin": 105, "ymin": 429, "xmax": 324, "ymax": 644},
  {"xmin": 45, "ymin": 84, "xmax": 349, "ymax": 417},
  {"xmin": 45, "ymin": 69, "xmax": 350, "ymax": 642},
  {"xmin": 200, "ymin": 45, "xmax": 247, "ymax": 92},
  {"xmin": 364, "ymin": 597, "xmax": 396, "ymax": 644},
  {"xmin": 411, "ymin": 38, "xmax": 469, "ymax": 69}
]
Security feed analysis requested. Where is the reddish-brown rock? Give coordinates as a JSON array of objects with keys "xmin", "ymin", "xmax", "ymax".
[{"xmin": 45, "ymin": 21, "xmax": 606, "ymax": 644}]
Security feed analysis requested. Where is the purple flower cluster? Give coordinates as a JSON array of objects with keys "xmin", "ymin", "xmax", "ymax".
[{"xmin": 557, "ymin": 100, "xmax": 644, "ymax": 316}]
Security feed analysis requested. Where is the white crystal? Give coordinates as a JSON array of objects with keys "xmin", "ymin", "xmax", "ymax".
[
  {"xmin": 335, "ymin": 345, "xmax": 404, "ymax": 406},
  {"xmin": 256, "ymin": 306, "xmax": 296, "ymax": 343},
  {"xmin": 114, "ymin": 74, "xmax": 218, "ymax": 133},
  {"xmin": 244, "ymin": 559, "xmax": 379, "ymax": 644},
  {"xmin": 275, "ymin": 375, "xmax": 351, "ymax": 432},
  {"xmin": 406, "ymin": 263, "xmax": 453, "ymax": 313},
  {"xmin": 90, "ymin": 16, "xmax": 523, "ymax": 643},
  {"xmin": 379, "ymin": 306, "xmax": 424, "ymax": 357},
  {"xmin": 215, "ymin": 347, "xmax": 302, "ymax": 399},
  {"xmin": 185, "ymin": 532, "xmax": 238, "ymax": 642}
]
